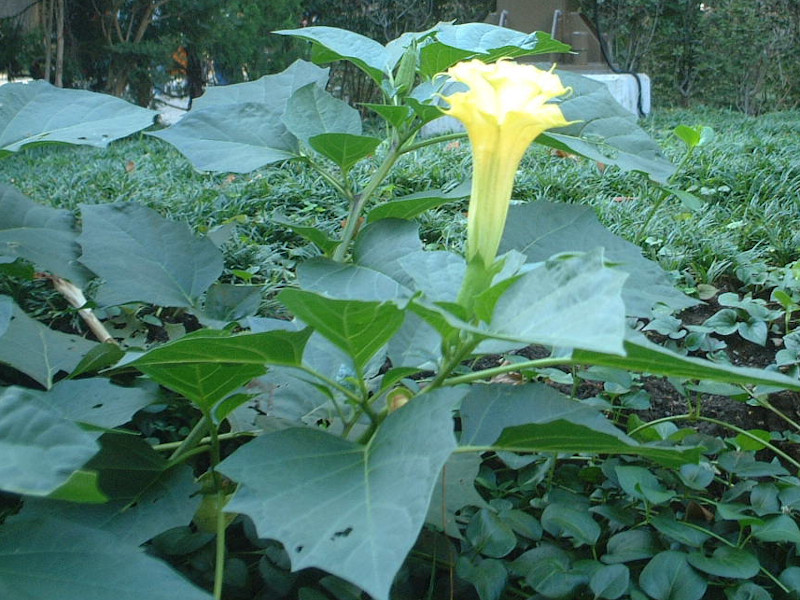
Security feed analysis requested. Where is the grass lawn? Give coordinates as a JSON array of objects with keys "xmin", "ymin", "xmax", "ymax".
[{"xmin": 2, "ymin": 106, "xmax": 798, "ymax": 293}]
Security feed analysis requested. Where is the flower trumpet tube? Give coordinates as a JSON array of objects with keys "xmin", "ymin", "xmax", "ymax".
[{"xmin": 441, "ymin": 59, "xmax": 572, "ymax": 276}]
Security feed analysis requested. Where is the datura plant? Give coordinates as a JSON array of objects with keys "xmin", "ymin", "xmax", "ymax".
[{"xmin": 2, "ymin": 21, "xmax": 800, "ymax": 600}]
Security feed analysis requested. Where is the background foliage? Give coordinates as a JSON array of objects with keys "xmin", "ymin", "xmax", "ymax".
[{"xmin": 4, "ymin": 0, "xmax": 800, "ymax": 113}]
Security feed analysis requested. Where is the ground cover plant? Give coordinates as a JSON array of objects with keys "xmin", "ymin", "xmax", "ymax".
[{"xmin": 1, "ymin": 22, "xmax": 800, "ymax": 600}]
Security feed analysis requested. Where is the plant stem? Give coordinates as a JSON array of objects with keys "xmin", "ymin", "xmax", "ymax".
[
  {"xmin": 424, "ymin": 335, "xmax": 480, "ymax": 391},
  {"xmin": 302, "ymin": 156, "xmax": 353, "ymax": 202},
  {"xmin": 332, "ymin": 142, "xmax": 403, "ymax": 262},
  {"xmin": 754, "ymin": 396, "xmax": 800, "ymax": 434},
  {"xmin": 204, "ymin": 411, "xmax": 227, "ymax": 600},
  {"xmin": 443, "ymin": 357, "xmax": 569, "ymax": 386},
  {"xmin": 629, "ymin": 414, "xmax": 800, "ymax": 471},
  {"xmin": 168, "ymin": 414, "xmax": 210, "ymax": 462},
  {"xmin": 636, "ymin": 149, "xmax": 693, "ymax": 244},
  {"xmin": 153, "ymin": 430, "xmax": 257, "ymax": 452},
  {"xmin": 402, "ymin": 131, "xmax": 467, "ymax": 154}
]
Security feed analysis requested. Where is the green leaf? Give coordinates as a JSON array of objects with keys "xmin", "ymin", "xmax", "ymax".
[
  {"xmin": 615, "ymin": 466, "xmax": 676, "ymax": 505},
  {"xmin": 354, "ymin": 219, "xmax": 424, "ymax": 288},
  {"xmin": 460, "ymin": 383, "xmax": 700, "ymax": 467},
  {"xmin": 396, "ymin": 251, "xmax": 465, "ymax": 303},
  {"xmin": 541, "ymin": 502, "xmax": 601, "ymax": 546},
  {"xmin": 47, "ymin": 469, "xmax": 107, "ymax": 503},
  {"xmin": 751, "ymin": 514, "xmax": 800, "ymax": 543},
  {"xmin": 511, "ymin": 545, "xmax": 585, "ymax": 598},
  {"xmin": 725, "ymin": 582, "xmax": 772, "ymax": 600},
  {"xmin": 150, "ymin": 102, "xmax": 298, "ymax": 173},
  {"xmin": 466, "ymin": 509, "xmax": 517, "ymax": 558},
  {"xmin": 152, "ymin": 60, "xmax": 332, "ymax": 172},
  {"xmin": 272, "ymin": 214, "xmax": 341, "ymax": 255},
  {"xmin": 649, "ymin": 515, "xmax": 710, "ymax": 547},
  {"xmin": 639, "ymin": 551, "xmax": 707, "ymax": 600},
  {"xmin": 686, "ymin": 547, "xmax": 760, "ymax": 579},
  {"xmin": 749, "ymin": 483, "xmax": 780, "ymax": 515},
  {"xmin": 572, "ymin": 331, "xmax": 800, "ymax": 392},
  {"xmin": 601, "ymin": 529, "xmax": 658, "ymax": 563},
  {"xmin": 457, "ymin": 557, "xmax": 507, "ymax": 600},
  {"xmin": 678, "ymin": 462, "xmax": 715, "ymax": 490},
  {"xmin": 34, "ymin": 378, "xmax": 153, "ymax": 430},
  {"xmin": 309, "ymin": 133, "xmax": 381, "ymax": 171},
  {"xmin": 366, "ymin": 180, "xmax": 470, "ymax": 222},
  {"xmin": 738, "ymin": 319, "xmax": 767, "ymax": 346},
  {"xmin": 199, "ymin": 283, "xmax": 262, "ymax": 326},
  {"xmin": 192, "ymin": 59, "xmax": 329, "ymax": 111},
  {"xmin": 0, "ymin": 80, "xmax": 154, "ymax": 157},
  {"xmin": 219, "ymin": 388, "xmax": 462, "ymax": 600},
  {"xmin": 590, "ymin": 564, "xmax": 630, "ymax": 600},
  {"xmin": 0, "ymin": 517, "xmax": 212, "ymax": 599},
  {"xmin": 673, "ymin": 125, "xmax": 715, "ymax": 149},
  {"xmin": 362, "ymin": 104, "xmax": 412, "ymax": 129},
  {"xmin": 279, "ymin": 289, "xmax": 405, "ymax": 374},
  {"xmin": 19, "ymin": 463, "xmax": 200, "ymax": 545},
  {"xmin": 70, "ymin": 342, "xmax": 126, "ymax": 377},
  {"xmin": 275, "ymin": 27, "xmax": 390, "ymax": 83},
  {"xmin": 659, "ymin": 185, "xmax": 704, "ymax": 211},
  {"xmin": 419, "ymin": 24, "xmax": 570, "ymax": 77},
  {"xmin": 780, "ymin": 567, "xmax": 800, "ymax": 595},
  {"xmin": 0, "ymin": 387, "xmax": 100, "ymax": 496},
  {"xmin": 284, "ymin": 84, "xmax": 362, "ymax": 143},
  {"xmin": 487, "ymin": 249, "xmax": 627, "ymax": 353},
  {"xmin": 296, "ymin": 258, "xmax": 410, "ymax": 302},
  {"xmin": 500, "ymin": 201, "xmax": 699, "ymax": 316},
  {"xmin": 387, "ymin": 310, "xmax": 443, "ymax": 369},
  {"xmin": 540, "ymin": 71, "xmax": 676, "ymax": 182},
  {"xmin": 0, "ymin": 185, "xmax": 91, "ymax": 284},
  {"xmin": 427, "ymin": 453, "xmax": 488, "ymax": 537},
  {"xmin": 717, "ymin": 452, "xmax": 788, "ymax": 477},
  {"xmin": 79, "ymin": 203, "xmax": 224, "ymax": 308},
  {"xmin": 0, "ymin": 297, "xmax": 97, "ymax": 388},
  {"xmin": 128, "ymin": 328, "xmax": 311, "ymax": 410}
]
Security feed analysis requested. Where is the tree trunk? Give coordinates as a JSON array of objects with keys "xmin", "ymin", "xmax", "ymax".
[
  {"xmin": 55, "ymin": 0, "xmax": 65, "ymax": 87},
  {"xmin": 43, "ymin": 0, "xmax": 53, "ymax": 82}
]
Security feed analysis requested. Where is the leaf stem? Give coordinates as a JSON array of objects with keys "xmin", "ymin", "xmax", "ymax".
[
  {"xmin": 442, "ymin": 357, "xmax": 569, "ymax": 386},
  {"xmin": 753, "ymin": 396, "xmax": 800, "ymax": 434},
  {"xmin": 628, "ymin": 414, "xmax": 800, "ymax": 470},
  {"xmin": 153, "ymin": 430, "xmax": 258, "ymax": 452},
  {"xmin": 401, "ymin": 131, "xmax": 467, "ymax": 154}
]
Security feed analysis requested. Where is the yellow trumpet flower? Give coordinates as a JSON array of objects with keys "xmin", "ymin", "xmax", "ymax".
[{"xmin": 442, "ymin": 59, "xmax": 572, "ymax": 269}]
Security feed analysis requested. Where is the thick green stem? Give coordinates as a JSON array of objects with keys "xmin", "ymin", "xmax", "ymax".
[
  {"xmin": 201, "ymin": 412, "xmax": 227, "ymax": 600},
  {"xmin": 456, "ymin": 258, "xmax": 494, "ymax": 317},
  {"xmin": 168, "ymin": 414, "xmax": 210, "ymax": 462},
  {"xmin": 332, "ymin": 142, "xmax": 403, "ymax": 262},
  {"xmin": 636, "ymin": 149, "xmax": 693, "ymax": 244},
  {"xmin": 213, "ymin": 484, "xmax": 227, "ymax": 600}
]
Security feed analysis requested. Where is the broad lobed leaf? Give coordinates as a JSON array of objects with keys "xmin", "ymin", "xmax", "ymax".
[{"xmin": 219, "ymin": 388, "xmax": 464, "ymax": 600}]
